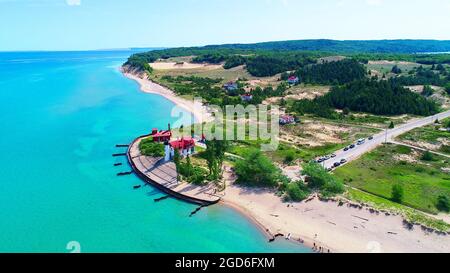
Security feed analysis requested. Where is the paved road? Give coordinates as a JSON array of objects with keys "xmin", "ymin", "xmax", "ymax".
[{"xmin": 321, "ymin": 110, "xmax": 450, "ymax": 170}]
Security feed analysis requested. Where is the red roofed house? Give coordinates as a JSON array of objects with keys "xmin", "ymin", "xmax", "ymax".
[
  {"xmin": 151, "ymin": 124, "xmax": 172, "ymax": 142},
  {"xmin": 164, "ymin": 137, "xmax": 196, "ymax": 161},
  {"xmin": 241, "ymin": 93, "xmax": 253, "ymax": 102},
  {"xmin": 279, "ymin": 115, "xmax": 296, "ymax": 125},
  {"xmin": 287, "ymin": 76, "xmax": 299, "ymax": 85}
]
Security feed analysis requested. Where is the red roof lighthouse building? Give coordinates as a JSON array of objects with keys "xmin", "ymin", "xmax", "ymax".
[
  {"xmin": 150, "ymin": 124, "xmax": 172, "ymax": 142},
  {"xmin": 163, "ymin": 136, "xmax": 196, "ymax": 161}
]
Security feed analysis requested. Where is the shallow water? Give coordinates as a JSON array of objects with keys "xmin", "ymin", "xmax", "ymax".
[{"xmin": 0, "ymin": 50, "xmax": 309, "ymax": 253}]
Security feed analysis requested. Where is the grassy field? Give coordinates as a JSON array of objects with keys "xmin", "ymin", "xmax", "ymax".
[
  {"xmin": 397, "ymin": 118, "xmax": 450, "ymax": 155},
  {"xmin": 346, "ymin": 188, "xmax": 450, "ymax": 232},
  {"xmin": 366, "ymin": 61, "xmax": 431, "ymax": 77},
  {"xmin": 334, "ymin": 144, "xmax": 450, "ymax": 214}
]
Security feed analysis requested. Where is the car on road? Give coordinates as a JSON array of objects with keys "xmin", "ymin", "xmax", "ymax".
[
  {"xmin": 357, "ymin": 139, "xmax": 365, "ymax": 145},
  {"xmin": 350, "ymin": 144, "xmax": 356, "ymax": 149},
  {"xmin": 340, "ymin": 159, "xmax": 347, "ymax": 164},
  {"xmin": 331, "ymin": 154, "xmax": 336, "ymax": 158},
  {"xmin": 344, "ymin": 147, "xmax": 349, "ymax": 151},
  {"xmin": 333, "ymin": 162, "xmax": 341, "ymax": 167},
  {"xmin": 368, "ymin": 136, "xmax": 374, "ymax": 140}
]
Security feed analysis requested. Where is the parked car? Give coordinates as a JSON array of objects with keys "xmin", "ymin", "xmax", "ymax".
[
  {"xmin": 331, "ymin": 154, "xmax": 336, "ymax": 158},
  {"xmin": 368, "ymin": 136, "xmax": 374, "ymax": 140},
  {"xmin": 344, "ymin": 147, "xmax": 349, "ymax": 151},
  {"xmin": 350, "ymin": 144, "xmax": 356, "ymax": 149},
  {"xmin": 340, "ymin": 159, "xmax": 347, "ymax": 164},
  {"xmin": 333, "ymin": 162, "xmax": 341, "ymax": 167}
]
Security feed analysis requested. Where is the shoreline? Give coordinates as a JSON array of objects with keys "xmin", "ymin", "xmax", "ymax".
[
  {"xmin": 121, "ymin": 68, "xmax": 212, "ymax": 124},
  {"xmin": 221, "ymin": 182, "xmax": 450, "ymax": 253},
  {"xmin": 119, "ymin": 67, "xmax": 316, "ymax": 251},
  {"xmin": 220, "ymin": 199, "xmax": 321, "ymax": 253}
]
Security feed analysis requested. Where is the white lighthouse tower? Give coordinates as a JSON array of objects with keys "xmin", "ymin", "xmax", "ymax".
[{"xmin": 164, "ymin": 140, "xmax": 172, "ymax": 162}]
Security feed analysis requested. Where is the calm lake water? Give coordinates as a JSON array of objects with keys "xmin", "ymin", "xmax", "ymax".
[{"xmin": 0, "ymin": 50, "xmax": 309, "ymax": 253}]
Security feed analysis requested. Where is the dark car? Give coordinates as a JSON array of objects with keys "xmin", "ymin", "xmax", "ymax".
[
  {"xmin": 368, "ymin": 136, "xmax": 374, "ymax": 140},
  {"xmin": 350, "ymin": 144, "xmax": 356, "ymax": 149},
  {"xmin": 344, "ymin": 147, "xmax": 349, "ymax": 151},
  {"xmin": 333, "ymin": 162, "xmax": 341, "ymax": 167}
]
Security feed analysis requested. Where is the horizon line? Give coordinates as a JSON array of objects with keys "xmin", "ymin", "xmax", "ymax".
[{"xmin": 2, "ymin": 38, "xmax": 450, "ymax": 53}]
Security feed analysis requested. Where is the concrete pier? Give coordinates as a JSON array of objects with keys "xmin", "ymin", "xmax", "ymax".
[{"xmin": 127, "ymin": 135, "xmax": 221, "ymax": 205}]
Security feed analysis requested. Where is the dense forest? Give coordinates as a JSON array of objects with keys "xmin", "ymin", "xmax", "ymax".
[
  {"xmin": 125, "ymin": 40, "xmax": 450, "ymax": 77},
  {"xmin": 296, "ymin": 59, "xmax": 367, "ymax": 85},
  {"xmin": 392, "ymin": 65, "xmax": 449, "ymax": 86},
  {"xmin": 200, "ymin": 39, "xmax": 450, "ymax": 54},
  {"xmin": 291, "ymin": 79, "xmax": 438, "ymax": 117}
]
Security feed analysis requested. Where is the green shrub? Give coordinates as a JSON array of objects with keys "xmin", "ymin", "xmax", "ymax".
[
  {"xmin": 139, "ymin": 137, "xmax": 165, "ymax": 157},
  {"xmin": 391, "ymin": 184, "xmax": 404, "ymax": 203},
  {"xmin": 235, "ymin": 149, "xmax": 280, "ymax": 187},
  {"xmin": 421, "ymin": 151, "xmax": 434, "ymax": 161},
  {"xmin": 286, "ymin": 182, "xmax": 310, "ymax": 202},
  {"xmin": 436, "ymin": 195, "xmax": 450, "ymax": 212},
  {"xmin": 302, "ymin": 162, "xmax": 345, "ymax": 196}
]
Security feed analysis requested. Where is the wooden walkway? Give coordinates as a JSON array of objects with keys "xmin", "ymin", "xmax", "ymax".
[{"xmin": 127, "ymin": 135, "xmax": 221, "ymax": 205}]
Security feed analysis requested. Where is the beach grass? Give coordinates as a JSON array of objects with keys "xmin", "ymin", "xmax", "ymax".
[
  {"xmin": 346, "ymin": 188, "xmax": 450, "ymax": 232},
  {"xmin": 334, "ymin": 144, "xmax": 450, "ymax": 215}
]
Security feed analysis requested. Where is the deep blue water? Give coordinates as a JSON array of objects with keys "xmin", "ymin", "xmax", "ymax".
[{"xmin": 0, "ymin": 50, "xmax": 309, "ymax": 253}]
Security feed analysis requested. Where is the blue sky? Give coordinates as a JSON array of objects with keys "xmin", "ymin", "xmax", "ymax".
[{"xmin": 1, "ymin": 0, "xmax": 450, "ymax": 51}]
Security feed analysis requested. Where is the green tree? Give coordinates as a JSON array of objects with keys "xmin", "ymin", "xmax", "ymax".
[
  {"xmin": 421, "ymin": 85, "xmax": 434, "ymax": 97},
  {"xmin": 204, "ymin": 139, "xmax": 228, "ymax": 180},
  {"xmin": 391, "ymin": 65, "xmax": 402, "ymax": 74},
  {"xmin": 302, "ymin": 162, "xmax": 344, "ymax": 196},
  {"xmin": 235, "ymin": 149, "xmax": 280, "ymax": 187},
  {"xmin": 389, "ymin": 121, "xmax": 395, "ymax": 129},
  {"xmin": 445, "ymin": 83, "xmax": 450, "ymax": 95},
  {"xmin": 436, "ymin": 195, "xmax": 450, "ymax": 212},
  {"xmin": 421, "ymin": 150, "xmax": 434, "ymax": 161},
  {"xmin": 391, "ymin": 184, "xmax": 404, "ymax": 203}
]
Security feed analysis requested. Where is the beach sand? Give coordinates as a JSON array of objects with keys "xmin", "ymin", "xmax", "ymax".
[
  {"xmin": 221, "ymin": 182, "xmax": 450, "ymax": 253},
  {"xmin": 122, "ymin": 69, "xmax": 212, "ymax": 123}
]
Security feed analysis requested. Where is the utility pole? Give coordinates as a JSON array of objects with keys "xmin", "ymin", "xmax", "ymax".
[{"xmin": 385, "ymin": 127, "xmax": 388, "ymax": 144}]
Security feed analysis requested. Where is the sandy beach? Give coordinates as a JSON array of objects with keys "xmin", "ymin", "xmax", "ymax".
[
  {"xmin": 122, "ymin": 69, "xmax": 212, "ymax": 123},
  {"xmin": 221, "ymin": 182, "xmax": 450, "ymax": 253}
]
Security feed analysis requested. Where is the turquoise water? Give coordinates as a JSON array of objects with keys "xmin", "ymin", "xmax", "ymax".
[{"xmin": 0, "ymin": 50, "xmax": 309, "ymax": 253}]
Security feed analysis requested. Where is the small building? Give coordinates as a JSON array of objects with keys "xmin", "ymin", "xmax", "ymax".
[
  {"xmin": 279, "ymin": 115, "xmax": 296, "ymax": 125},
  {"xmin": 241, "ymin": 93, "xmax": 253, "ymax": 102},
  {"xmin": 287, "ymin": 76, "xmax": 299, "ymax": 85},
  {"xmin": 164, "ymin": 137, "xmax": 196, "ymax": 161},
  {"xmin": 150, "ymin": 125, "xmax": 172, "ymax": 142},
  {"xmin": 223, "ymin": 81, "xmax": 238, "ymax": 92}
]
